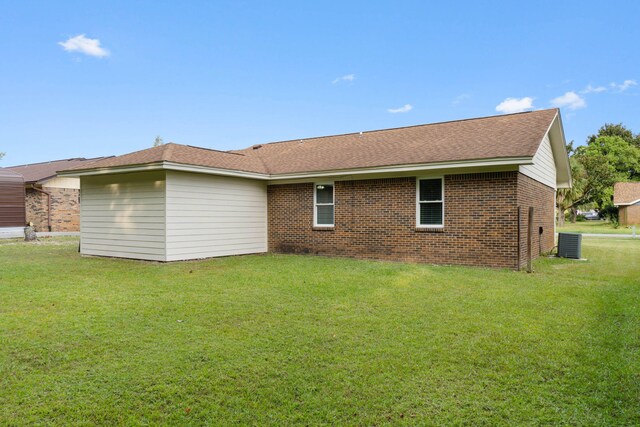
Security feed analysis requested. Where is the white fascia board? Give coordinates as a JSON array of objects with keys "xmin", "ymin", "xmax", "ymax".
[
  {"xmin": 615, "ymin": 198, "xmax": 640, "ymax": 207},
  {"xmin": 547, "ymin": 112, "xmax": 572, "ymax": 188},
  {"xmin": 58, "ymin": 161, "xmax": 270, "ymax": 180},
  {"xmin": 59, "ymin": 157, "xmax": 534, "ymax": 181},
  {"xmin": 266, "ymin": 157, "xmax": 533, "ymax": 182},
  {"xmin": 162, "ymin": 162, "xmax": 269, "ymax": 180},
  {"xmin": 57, "ymin": 162, "xmax": 166, "ymax": 177}
]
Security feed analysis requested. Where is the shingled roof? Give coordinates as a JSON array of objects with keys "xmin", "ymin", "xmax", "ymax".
[
  {"xmin": 614, "ymin": 182, "xmax": 640, "ymax": 205},
  {"xmin": 7, "ymin": 157, "xmax": 110, "ymax": 183},
  {"xmin": 64, "ymin": 144, "xmax": 269, "ymax": 174},
  {"xmin": 62, "ymin": 109, "xmax": 560, "ymax": 176}
]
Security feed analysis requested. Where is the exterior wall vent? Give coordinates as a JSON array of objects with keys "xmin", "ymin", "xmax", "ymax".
[{"xmin": 557, "ymin": 232, "xmax": 582, "ymax": 259}]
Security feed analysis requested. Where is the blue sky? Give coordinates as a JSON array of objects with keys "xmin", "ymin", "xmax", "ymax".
[{"xmin": 1, "ymin": 0, "xmax": 639, "ymax": 166}]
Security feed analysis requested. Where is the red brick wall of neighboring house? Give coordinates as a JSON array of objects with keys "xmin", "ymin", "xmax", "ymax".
[
  {"xmin": 516, "ymin": 173, "xmax": 556, "ymax": 269},
  {"xmin": 267, "ymin": 172, "xmax": 557, "ymax": 269},
  {"xmin": 620, "ymin": 205, "xmax": 640, "ymax": 225},
  {"xmin": 25, "ymin": 187, "xmax": 80, "ymax": 232}
]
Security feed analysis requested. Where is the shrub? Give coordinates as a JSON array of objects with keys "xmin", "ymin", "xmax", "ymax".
[{"xmin": 600, "ymin": 206, "xmax": 619, "ymax": 224}]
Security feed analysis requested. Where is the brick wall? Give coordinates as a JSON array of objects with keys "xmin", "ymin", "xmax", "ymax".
[
  {"xmin": 268, "ymin": 172, "xmax": 557, "ymax": 269},
  {"xmin": 268, "ymin": 172, "xmax": 522, "ymax": 268},
  {"xmin": 25, "ymin": 189, "xmax": 48, "ymax": 231},
  {"xmin": 516, "ymin": 174, "xmax": 556, "ymax": 269},
  {"xmin": 620, "ymin": 205, "xmax": 640, "ymax": 225},
  {"xmin": 25, "ymin": 187, "xmax": 80, "ymax": 232}
]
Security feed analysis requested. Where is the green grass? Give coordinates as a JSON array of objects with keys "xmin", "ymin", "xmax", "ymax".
[
  {"xmin": 558, "ymin": 220, "xmax": 636, "ymax": 234},
  {"xmin": 1, "ymin": 237, "xmax": 639, "ymax": 425}
]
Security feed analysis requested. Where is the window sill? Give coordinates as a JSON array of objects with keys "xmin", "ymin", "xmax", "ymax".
[
  {"xmin": 415, "ymin": 227, "xmax": 445, "ymax": 233},
  {"xmin": 313, "ymin": 226, "xmax": 335, "ymax": 231}
]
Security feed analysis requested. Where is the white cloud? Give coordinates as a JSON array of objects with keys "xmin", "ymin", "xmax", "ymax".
[
  {"xmin": 387, "ymin": 104, "xmax": 413, "ymax": 113},
  {"xmin": 610, "ymin": 79, "xmax": 637, "ymax": 92},
  {"xmin": 495, "ymin": 97, "xmax": 534, "ymax": 114},
  {"xmin": 452, "ymin": 93, "xmax": 471, "ymax": 105},
  {"xmin": 581, "ymin": 84, "xmax": 607, "ymax": 94},
  {"xmin": 332, "ymin": 74, "xmax": 355, "ymax": 84},
  {"xmin": 550, "ymin": 91, "xmax": 586, "ymax": 110},
  {"xmin": 58, "ymin": 34, "xmax": 109, "ymax": 58}
]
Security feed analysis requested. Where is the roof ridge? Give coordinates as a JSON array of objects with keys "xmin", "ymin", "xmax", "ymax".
[
  {"xmin": 247, "ymin": 150, "xmax": 271, "ymax": 174},
  {"xmin": 245, "ymin": 108, "xmax": 559, "ymax": 149},
  {"xmin": 162, "ymin": 143, "xmax": 176, "ymax": 161},
  {"xmin": 184, "ymin": 145, "xmax": 247, "ymax": 157}
]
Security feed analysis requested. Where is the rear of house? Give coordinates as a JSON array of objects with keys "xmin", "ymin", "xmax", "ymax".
[
  {"xmin": 614, "ymin": 182, "xmax": 640, "ymax": 225},
  {"xmin": 60, "ymin": 109, "xmax": 571, "ymax": 269}
]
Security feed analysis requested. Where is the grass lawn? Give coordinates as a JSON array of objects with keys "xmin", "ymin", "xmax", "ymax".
[
  {"xmin": 557, "ymin": 220, "xmax": 636, "ymax": 235},
  {"xmin": 1, "ymin": 237, "xmax": 639, "ymax": 425}
]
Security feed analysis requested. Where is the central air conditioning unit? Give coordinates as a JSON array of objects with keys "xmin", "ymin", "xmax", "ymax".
[{"xmin": 557, "ymin": 232, "xmax": 582, "ymax": 259}]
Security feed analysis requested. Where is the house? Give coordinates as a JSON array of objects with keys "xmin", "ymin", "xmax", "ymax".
[
  {"xmin": 614, "ymin": 182, "xmax": 640, "ymax": 225},
  {"xmin": 0, "ymin": 169, "xmax": 26, "ymax": 235},
  {"xmin": 59, "ymin": 109, "xmax": 571, "ymax": 269},
  {"xmin": 6, "ymin": 157, "xmax": 108, "ymax": 232}
]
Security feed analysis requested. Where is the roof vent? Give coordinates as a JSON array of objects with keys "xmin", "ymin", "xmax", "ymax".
[{"xmin": 252, "ymin": 144, "xmax": 262, "ymax": 150}]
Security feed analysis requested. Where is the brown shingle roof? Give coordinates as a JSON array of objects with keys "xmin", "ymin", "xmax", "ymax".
[
  {"xmin": 62, "ymin": 109, "xmax": 559, "ymax": 176},
  {"xmin": 614, "ymin": 182, "xmax": 640, "ymax": 205},
  {"xmin": 237, "ymin": 108, "xmax": 558, "ymax": 174},
  {"xmin": 64, "ymin": 144, "xmax": 269, "ymax": 174},
  {"xmin": 6, "ymin": 157, "xmax": 109, "ymax": 183}
]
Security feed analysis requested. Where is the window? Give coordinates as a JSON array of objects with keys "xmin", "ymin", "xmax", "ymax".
[
  {"xmin": 417, "ymin": 178, "xmax": 444, "ymax": 227},
  {"xmin": 314, "ymin": 183, "xmax": 334, "ymax": 226}
]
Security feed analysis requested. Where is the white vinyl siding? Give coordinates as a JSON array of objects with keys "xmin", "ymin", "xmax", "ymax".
[
  {"xmin": 165, "ymin": 171, "xmax": 267, "ymax": 261},
  {"xmin": 80, "ymin": 171, "xmax": 167, "ymax": 261},
  {"xmin": 519, "ymin": 134, "xmax": 557, "ymax": 189}
]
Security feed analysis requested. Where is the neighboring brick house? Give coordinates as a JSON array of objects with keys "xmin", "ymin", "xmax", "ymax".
[
  {"xmin": 614, "ymin": 182, "xmax": 640, "ymax": 225},
  {"xmin": 59, "ymin": 109, "xmax": 571, "ymax": 269},
  {"xmin": 6, "ymin": 158, "xmax": 108, "ymax": 232}
]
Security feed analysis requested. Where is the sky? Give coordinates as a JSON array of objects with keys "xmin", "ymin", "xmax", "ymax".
[{"xmin": 1, "ymin": 0, "xmax": 639, "ymax": 166}]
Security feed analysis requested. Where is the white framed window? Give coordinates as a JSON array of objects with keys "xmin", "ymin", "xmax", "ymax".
[
  {"xmin": 314, "ymin": 183, "xmax": 334, "ymax": 226},
  {"xmin": 416, "ymin": 177, "xmax": 444, "ymax": 228}
]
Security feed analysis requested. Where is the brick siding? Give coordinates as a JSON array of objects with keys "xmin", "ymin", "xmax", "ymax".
[
  {"xmin": 516, "ymin": 173, "xmax": 556, "ymax": 269},
  {"xmin": 25, "ymin": 187, "xmax": 80, "ymax": 232},
  {"xmin": 268, "ymin": 172, "xmax": 556, "ymax": 269},
  {"xmin": 620, "ymin": 205, "xmax": 640, "ymax": 225}
]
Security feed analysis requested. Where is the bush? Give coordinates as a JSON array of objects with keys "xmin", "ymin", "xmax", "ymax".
[
  {"xmin": 599, "ymin": 206, "xmax": 619, "ymax": 224},
  {"xmin": 576, "ymin": 214, "xmax": 587, "ymax": 222}
]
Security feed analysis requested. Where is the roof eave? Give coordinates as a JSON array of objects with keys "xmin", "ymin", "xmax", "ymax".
[
  {"xmin": 58, "ymin": 161, "xmax": 270, "ymax": 180},
  {"xmin": 615, "ymin": 198, "xmax": 640, "ymax": 207},
  {"xmin": 57, "ymin": 162, "xmax": 166, "ymax": 177},
  {"xmin": 59, "ymin": 156, "xmax": 534, "ymax": 181},
  {"xmin": 266, "ymin": 156, "xmax": 534, "ymax": 181},
  {"xmin": 547, "ymin": 111, "xmax": 572, "ymax": 189}
]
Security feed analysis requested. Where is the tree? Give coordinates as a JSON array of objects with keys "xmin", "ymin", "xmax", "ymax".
[
  {"xmin": 556, "ymin": 152, "xmax": 619, "ymax": 225},
  {"xmin": 579, "ymin": 135, "xmax": 640, "ymax": 180},
  {"xmin": 586, "ymin": 123, "xmax": 640, "ymax": 149},
  {"xmin": 555, "ymin": 132, "xmax": 637, "ymax": 225},
  {"xmin": 153, "ymin": 136, "xmax": 164, "ymax": 147}
]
